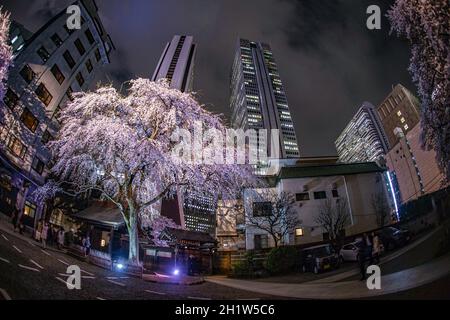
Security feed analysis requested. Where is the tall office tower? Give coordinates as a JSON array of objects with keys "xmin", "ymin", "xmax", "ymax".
[
  {"xmin": 376, "ymin": 84, "xmax": 421, "ymax": 149},
  {"xmin": 151, "ymin": 35, "xmax": 196, "ymax": 93},
  {"xmin": 152, "ymin": 35, "xmax": 215, "ymax": 234},
  {"xmin": 230, "ymin": 38, "xmax": 300, "ymax": 159},
  {"xmin": 0, "ymin": 0, "xmax": 113, "ymax": 228},
  {"xmin": 335, "ymin": 102, "xmax": 389, "ymax": 163}
]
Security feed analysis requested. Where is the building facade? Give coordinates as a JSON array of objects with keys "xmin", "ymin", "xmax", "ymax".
[
  {"xmin": 151, "ymin": 35, "xmax": 216, "ymax": 234},
  {"xmin": 229, "ymin": 38, "xmax": 300, "ymax": 159},
  {"xmin": 241, "ymin": 161, "xmax": 390, "ymax": 250},
  {"xmin": 335, "ymin": 102, "xmax": 389, "ymax": 163},
  {"xmin": 385, "ymin": 124, "xmax": 447, "ymax": 204},
  {"xmin": 151, "ymin": 35, "xmax": 196, "ymax": 93},
  {"xmin": 376, "ymin": 84, "xmax": 421, "ymax": 149},
  {"xmin": 0, "ymin": 0, "xmax": 113, "ymax": 229}
]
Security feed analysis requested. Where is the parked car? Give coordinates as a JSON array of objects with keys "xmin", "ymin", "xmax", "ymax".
[
  {"xmin": 300, "ymin": 244, "xmax": 340, "ymax": 274},
  {"xmin": 339, "ymin": 241, "xmax": 385, "ymax": 262},
  {"xmin": 379, "ymin": 227, "xmax": 411, "ymax": 251}
]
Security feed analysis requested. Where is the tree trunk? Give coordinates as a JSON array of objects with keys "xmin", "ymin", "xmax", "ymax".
[{"xmin": 125, "ymin": 207, "xmax": 140, "ymax": 265}]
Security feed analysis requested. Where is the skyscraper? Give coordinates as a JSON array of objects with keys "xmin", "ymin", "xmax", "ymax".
[
  {"xmin": 230, "ymin": 38, "xmax": 300, "ymax": 159},
  {"xmin": 151, "ymin": 35, "xmax": 196, "ymax": 93},
  {"xmin": 0, "ymin": 0, "xmax": 113, "ymax": 228},
  {"xmin": 152, "ymin": 35, "xmax": 216, "ymax": 234},
  {"xmin": 335, "ymin": 102, "xmax": 389, "ymax": 163}
]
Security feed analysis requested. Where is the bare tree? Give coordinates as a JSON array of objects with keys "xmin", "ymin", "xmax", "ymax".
[
  {"xmin": 246, "ymin": 191, "xmax": 299, "ymax": 247},
  {"xmin": 315, "ymin": 198, "xmax": 350, "ymax": 246},
  {"xmin": 371, "ymin": 192, "xmax": 391, "ymax": 228}
]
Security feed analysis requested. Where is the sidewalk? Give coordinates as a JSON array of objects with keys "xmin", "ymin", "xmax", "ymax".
[
  {"xmin": 0, "ymin": 214, "xmax": 66, "ymax": 254},
  {"xmin": 206, "ymin": 252, "xmax": 450, "ymax": 299}
]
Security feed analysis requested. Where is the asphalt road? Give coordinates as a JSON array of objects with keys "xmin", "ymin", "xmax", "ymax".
[{"xmin": 0, "ymin": 229, "xmax": 279, "ymax": 300}]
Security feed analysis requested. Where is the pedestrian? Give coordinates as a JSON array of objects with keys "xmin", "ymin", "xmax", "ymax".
[
  {"xmin": 47, "ymin": 224, "xmax": 54, "ymax": 246},
  {"xmin": 35, "ymin": 219, "xmax": 43, "ymax": 242},
  {"xmin": 18, "ymin": 214, "xmax": 25, "ymax": 235},
  {"xmin": 358, "ymin": 233, "xmax": 368, "ymax": 281},
  {"xmin": 367, "ymin": 232, "xmax": 374, "ymax": 265},
  {"xmin": 41, "ymin": 222, "xmax": 49, "ymax": 249},
  {"xmin": 67, "ymin": 228, "xmax": 74, "ymax": 246},
  {"xmin": 82, "ymin": 235, "xmax": 91, "ymax": 256},
  {"xmin": 372, "ymin": 232, "xmax": 381, "ymax": 264},
  {"xmin": 11, "ymin": 207, "xmax": 19, "ymax": 232},
  {"xmin": 57, "ymin": 227, "xmax": 65, "ymax": 250}
]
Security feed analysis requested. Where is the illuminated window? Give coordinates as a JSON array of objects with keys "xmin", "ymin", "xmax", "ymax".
[
  {"xmin": 23, "ymin": 201, "xmax": 37, "ymax": 218},
  {"xmin": 20, "ymin": 108, "xmax": 39, "ymax": 132},
  {"xmin": 295, "ymin": 228, "xmax": 304, "ymax": 237},
  {"xmin": 20, "ymin": 64, "xmax": 35, "ymax": 84},
  {"xmin": 35, "ymin": 83, "xmax": 53, "ymax": 106},
  {"xmin": 51, "ymin": 64, "xmax": 65, "ymax": 84},
  {"xmin": 4, "ymin": 88, "xmax": 19, "ymax": 109},
  {"xmin": 6, "ymin": 136, "xmax": 27, "ymax": 159}
]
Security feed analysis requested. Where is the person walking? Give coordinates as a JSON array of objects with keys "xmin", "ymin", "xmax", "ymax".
[
  {"xmin": 41, "ymin": 222, "xmax": 49, "ymax": 249},
  {"xmin": 11, "ymin": 207, "xmax": 19, "ymax": 232},
  {"xmin": 358, "ymin": 233, "xmax": 368, "ymax": 281},
  {"xmin": 57, "ymin": 227, "xmax": 65, "ymax": 250},
  {"xmin": 18, "ymin": 214, "xmax": 25, "ymax": 235},
  {"xmin": 367, "ymin": 232, "xmax": 374, "ymax": 265},
  {"xmin": 372, "ymin": 232, "xmax": 381, "ymax": 264},
  {"xmin": 35, "ymin": 219, "xmax": 43, "ymax": 242}
]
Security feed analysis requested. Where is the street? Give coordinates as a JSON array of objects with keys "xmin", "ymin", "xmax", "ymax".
[{"xmin": 0, "ymin": 229, "xmax": 278, "ymax": 300}]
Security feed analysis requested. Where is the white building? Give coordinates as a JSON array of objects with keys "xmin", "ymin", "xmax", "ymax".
[
  {"xmin": 0, "ymin": 0, "xmax": 113, "ymax": 229},
  {"xmin": 241, "ymin": 159, "xmax": 391, "ymax": 250}
]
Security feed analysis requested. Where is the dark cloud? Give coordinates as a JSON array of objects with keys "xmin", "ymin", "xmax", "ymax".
[{"xmin": 1, "ymin": 0, "xmax": 414, "ymax": 156}]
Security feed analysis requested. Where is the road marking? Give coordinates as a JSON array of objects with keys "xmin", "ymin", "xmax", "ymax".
[
  {"xmin": 28, "ymin": 241, "xmax": 36, "ymax": 247},
  {"xmin": 96, "ymin": 297, "xmax": 106, "ymax": 300},
  {"xmin": 55, "ymin": 277, "xmax": 76, "ymax": 289},
  {"xmin": 12, "ymin": 245, "xmax": 22, "ymax": 253},
  {"xmin": 0, "ymin": 257, "xmax": 10, "ymax": 264},
  {"xmin": 120, "ymin": 276, "xmax": 129, "ymax": 279},
  {"xmin": 81, "ymin": 269, "xmax": 94, "ymax": 276},
  {"xmin": 107, "ymin": 279, "xmax": 125, "ymax": 287},
  {"xmin": 18, "ymin": 264, "xmax": 40, "ymax": 273},
  {"xmin": 1, "ymin": 234, "xmax": 9, "ymax": 241},
  {"xmin": 187, "ymin": 296, "xmax": 212, "ymax": 300},
  {"xmin": 0, "ymin": 288, "xmax": 12, "ymax": 300},
  {"xmin": 29, "ymin": 259, "xmax": 44, "ymax": 270},
  {"xmin": 40, "ymin": 249, "xmax": 52, "ymax": 257},
  {"xmin": 106, "ymin": 276, "xmax": 118, "ymax": 279},
  {"xmin": 57, "ymin": 259, "xmax": 69, "ymax": 266},
  {"xmin": 145, "ymin": 289, "xmax": 166, "ymax": 296},
  {"xmin": 82, "ymin": 276, "xmax": 96, "ymax": 279}
]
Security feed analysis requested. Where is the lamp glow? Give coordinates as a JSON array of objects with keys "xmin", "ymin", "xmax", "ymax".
[{"xmin": 173, "ymin": 269, "xmax": 179, "ymax": 276}]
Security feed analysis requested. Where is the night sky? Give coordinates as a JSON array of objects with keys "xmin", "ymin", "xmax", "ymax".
[{"xmin": 1, "ymin": 0, "xmax": 415, "ymax": 157}]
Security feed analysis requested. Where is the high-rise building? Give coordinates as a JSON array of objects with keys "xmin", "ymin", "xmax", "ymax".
[
  {"xmin": 376, "ymin": 84, "xmax": 421, "ymax": 149},
  {"xmin": 229, "ymin": 38, "xmax": 300, "ymax": 159},
  {"xmin": 152, "ymin": 35, "xmax": 216, "ymax": 234},
  {"xmin": 335, "ymin": 102, "xmax": 389, "ymax": 163},
  {"xmin": 151, "ymin": 35, "xmax": 196, "ymax": 93},
  {"xmin": 0, "ymin": 0, "xmax": 113, "ymax": 228}
]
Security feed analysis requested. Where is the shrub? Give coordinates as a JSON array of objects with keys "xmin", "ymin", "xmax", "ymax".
[
  {"xmin": 265, "ymin": 246, "xmax": 299, "ymax": 275},
  {"xmin": 230, "ymin": 251, "xmax": 257, "ymax": 278}
]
